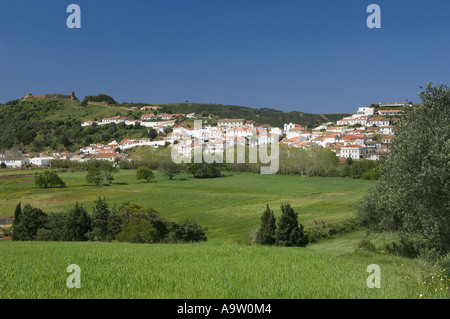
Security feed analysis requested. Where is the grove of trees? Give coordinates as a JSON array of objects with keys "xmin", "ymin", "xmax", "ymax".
[{"xmin": 11, "ymin": 198, "xmax": 208, "ymax": 244}]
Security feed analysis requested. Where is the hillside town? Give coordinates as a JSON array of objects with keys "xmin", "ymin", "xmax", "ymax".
[{"xmin": 0, "ymin": 102, "xmax": 406, "ymax": 168}]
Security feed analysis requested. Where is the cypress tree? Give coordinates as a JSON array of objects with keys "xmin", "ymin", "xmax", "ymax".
[
  {"xmin": 64, "ymin": 202, "xmax": 91, "ymax": 241},
  {"xmin": 275, "ymin": 203, "xmax": 309, "ymax": 247},
  {"xmin": 87, "ymin": 197, "xmax": 111, "ymax": 241},
  {"xmin": 12, "ymin": 202, "xmax": 22, "ymax": 241},
  {"xmin": 257, "ymin": 204, "xmax": 276, "ymax": 245}
]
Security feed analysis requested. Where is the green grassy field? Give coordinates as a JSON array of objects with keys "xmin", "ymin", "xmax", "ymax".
[
  {"xmin": 0, "ymin": 240, "xmax": 443, "ymax": 299},
  {"xmin": 0, "ymin": 169, "xmax": 374, "ymax": 242},
  {"xmin": 1, "ymin": 169, "xmax": 447, "ymax": 299}
]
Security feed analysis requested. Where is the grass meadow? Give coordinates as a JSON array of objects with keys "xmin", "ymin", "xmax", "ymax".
[
  {"xmin": 0, "ymin": 169, "xmax": 448, "ymax": 299},
  {"xmin": 0, "ymin": 169, "xmax": 373, "ymax": 242}
]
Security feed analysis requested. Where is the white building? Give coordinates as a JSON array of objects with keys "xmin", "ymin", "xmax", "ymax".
[
  {"xmin": 30, "ymin": 157, "xmax": 55, "ymax": 167},
  {"xmin": 339, "ymin": 144, "xmax": 365, "ymax": 160},
  {"xmin": 0, "ymin": 158, "xmax": 30, "ymax": 168},
  {"xmin": 367, "ymin": 117, "xmax": 390, "ymax": 127},
  {"xmin": 101, "ymin": 115, "xmax": 127, "ymax": 124},
  {"xmin": 217, "ymin": 119, "xmax": 245, "ymax": 129},
  {"xmin": 356, "ymin": 107, "xmax": 375, "ymax": 116}
]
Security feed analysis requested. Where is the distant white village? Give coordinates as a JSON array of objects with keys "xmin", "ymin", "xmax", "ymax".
[{"xmin": 0, "ymin": 102, "xmax": 406, "ymax": 168}]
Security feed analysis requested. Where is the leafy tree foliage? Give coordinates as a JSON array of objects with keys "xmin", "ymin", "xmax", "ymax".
[
  {"xmin": 357, "ymin": 83, "xmax": 450, "ymax": 255},
  {"xmin": 12, "ymin": 204, "xmax": 48, "ymax": 241},
  {"xmin": 82, "ymin": 94, "xmax": 117, "ymax": 105},
  {"xmin": 165, "ymin": 219, "xmax": 208, "ymax": 243},
  {"xmin": 136, "ymin": 166, "xmax": 155, "ymax": 182},
  {"xmin": 159, "ymin": 162, "xmax": 183, "ymax": 180},
  {"xmin": 86, "ymin": 166, "xmax": 103, "ymax": 186},
  {"xmin": 100, "ymin": 161, "xmax": 119, "ymax": 184},
  {"xmin": 115, "ymin": 217, "xmax": 158, "ymax": 243},
  {"xmin": 187, "ymin": 162, "xmax": 223, "ymax": 178},
  {"xmin": 34, "ymin": 171, "xmax": 66, "ymax": 188},
  {"xmin": 0, "ymin": 99, "xmax": 148, "ymax": 152},
  {"xmin": 349, "ymin": 161, "xmax": 380, "ymax": 180}
]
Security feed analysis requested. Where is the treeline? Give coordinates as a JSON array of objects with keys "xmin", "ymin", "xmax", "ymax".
[
  {"xmin": 0, "ymin": 99, "xmax": 148, "ymax": 152},
  {"xmin": 11, "ymin": 198, "xmax": 207, "ymax": 244},
  {"xmin": 82, "ymin": 94, "xmax": 117, "ymax": 105},
  {"xmin": 157, "ymin": 102, "xmax": 351, "ymax": 129},
  {"xmin": 121, "ymin": 145, "xmax": 380, "ymax": 180}
]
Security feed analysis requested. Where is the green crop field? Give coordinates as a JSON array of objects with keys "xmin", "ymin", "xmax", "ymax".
[
  {"xmin": 0, "ymin": 240, "xmax": 444, "ymax": 299},
  {"xmin": 1, "ymin": 170, "xmax": 448, "ymax": 299}
]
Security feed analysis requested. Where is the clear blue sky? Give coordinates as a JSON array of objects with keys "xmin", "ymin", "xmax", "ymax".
[{"xmin": 1, "ymin": 0, "xmax": 449, "ymax": 113}]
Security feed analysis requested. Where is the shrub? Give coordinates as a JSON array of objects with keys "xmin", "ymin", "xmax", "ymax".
[
  {"xmin": 356, "ymin": 238, "xmax": 377, "ymax": 253},
  {"xmin": 0, "ymin": 226, "xmax": 13, "ymax": 238},
  {"xmin": 187, "ymin": 162, "xmax": 222, "ymax": 178},
  {"xmin": 165, "ymin": 219, "xmax": 208, "ymax": 243}
]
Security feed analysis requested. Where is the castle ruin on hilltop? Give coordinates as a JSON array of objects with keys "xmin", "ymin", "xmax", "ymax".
[{"xmin": 24, "ymin": 91, "xmax": 77, "ymax": 101}]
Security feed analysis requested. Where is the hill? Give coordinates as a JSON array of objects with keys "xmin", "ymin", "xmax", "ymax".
[
  {"xmin": 0, "ymin": 98, "xmax": 145, "ymax": 152},
  {"xmin": 0, "ymin": 96, "xmax": 351, "ymax": 152},
  {"xmin": 134, "ymin": 102, "xmax": 350, "ymax": 128}
]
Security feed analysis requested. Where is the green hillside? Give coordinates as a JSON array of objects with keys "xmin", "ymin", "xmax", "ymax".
[
  {"xmin": 0, "ymin": 96, "xmax": 351, "ymax": 152},
  {"xmin": 0, "ymin": 98, "xmax": 146, "ymax": 152},
  {"xmin": 146, "ymin": 102, "xmax": 350, "ymax": 128}
]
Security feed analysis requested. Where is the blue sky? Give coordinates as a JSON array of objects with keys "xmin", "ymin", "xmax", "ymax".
[{"xmin": 0, "ymin": 0, "xmax": 449, "ymax": 113}]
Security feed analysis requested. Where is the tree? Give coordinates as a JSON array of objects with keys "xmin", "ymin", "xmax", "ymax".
[
  {"xmin": 64, "ymin": 202, "xmax": 91, "ymax": 241},
  {"xmin": 357, "ymin": 83, "xmax": 450, "ymax": 255},
  {"xmin": 12, "ymin": 203, "xmax": 22, "ymax": 241},
  {"xmin": 100, "ymin": 161, "xmax": 119, "ymax": 184},
  {"xmin": 86, "ymin": 166, "xmax": 103, "ymax": 186},
  {"xmin": 256, "ymin": 204, "xmax": 276, "ymax": 245},
  {"xmin": 46, "ymin": 212, "xmax": 69, "ymax": 241},
  {"xmin": 34, "ymin": 171, "xmax": 66, "ymax": 188},
  {"xmin": 115, "ymin": 203, "xmax": 160, "ymax": 243},
  {"xmin": 187, "ymin": 162, "xmax": 222, "ymax": 178},
  {"xmin": 160, "ymin": 162, "xmax": 182, "ymax": 180},
  {"xmin": 106, "ymin": 208, "xmax": 122, "ymax": 241},
  {"xmin": 0, "ymin": 162, "xmax": 6, "ymax": 168},
  {"xmin": 12, "ymin": 204, "xmax": 48, "ymax": 241},
  {"xmin": 87, "ymin": 197, "xmax": 111, "ymax": 241},
  {"xmin": 275, "ymin": 203, "xmax": 308, "ymax": 247},
  {"xmin": 115, "ymin": 217, "xmax": 158, "ymax": 243},
  {"xmin": 136, "ymin": 166, "xmax": 154, "ymax": 182}
]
